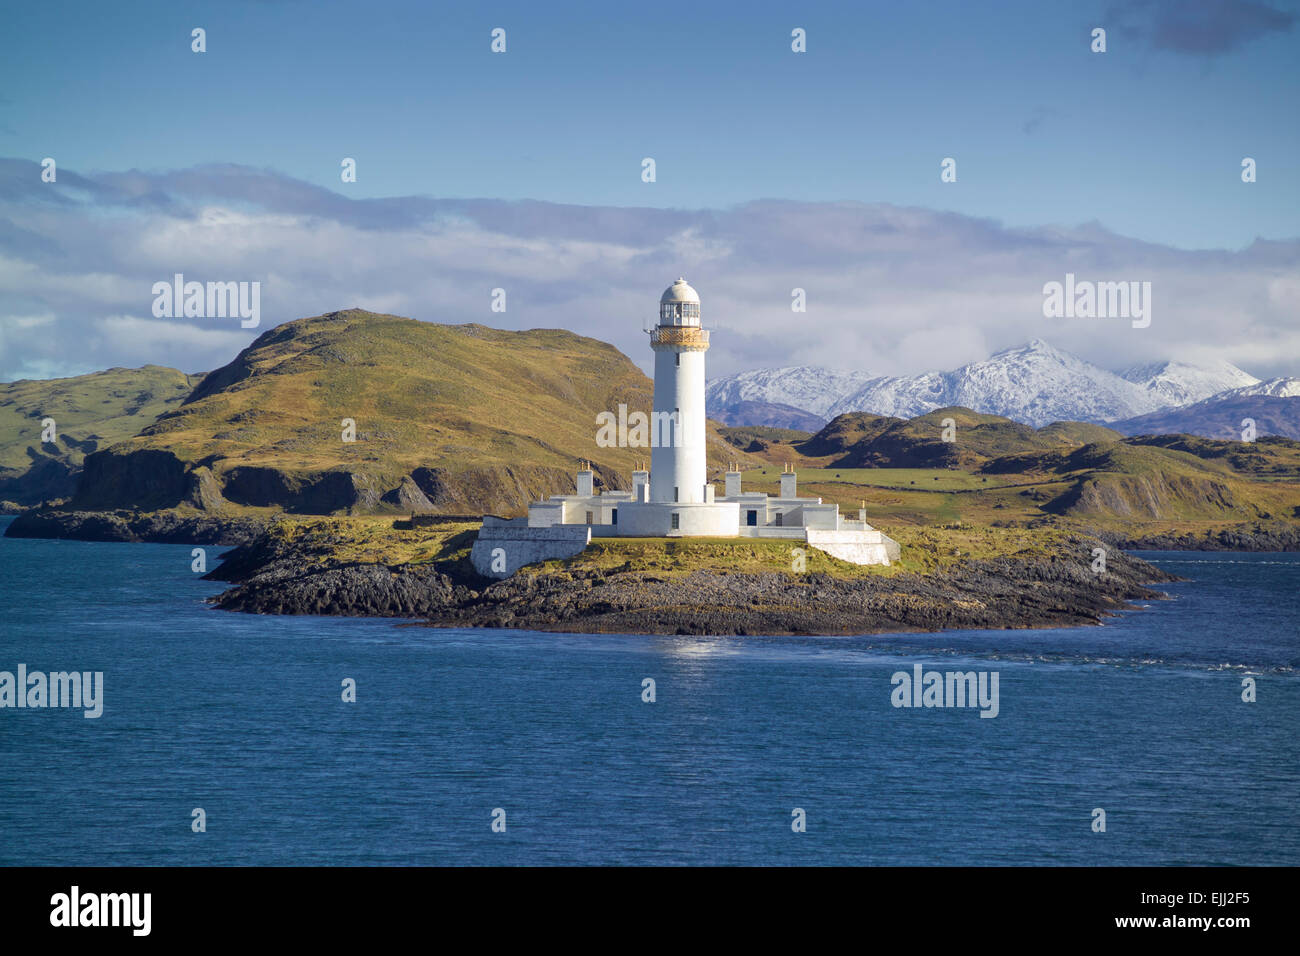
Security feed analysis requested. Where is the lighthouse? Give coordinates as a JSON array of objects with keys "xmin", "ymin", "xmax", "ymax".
[
  {"xmin": 471, "ymin": 277, "xmax": 901, "ymax": 577},
  {"xmin": 649, "ymin": 278, "xmax": 709, "ymax": 504}
]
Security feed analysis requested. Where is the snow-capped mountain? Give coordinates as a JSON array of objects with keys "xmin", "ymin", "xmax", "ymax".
[
  {"xmin": 825, "ymin": 339, "xmax": 1163, "ymax": 427},
  {"xmin": 704, "ymin": 366, "xmax": 875, "ymax": 418},
  {"xmin": 707, "ymin": 339, "xmax": 1277, "ymax": 430},
  {"xmin": 1212, "ymin": 376, "xmax": 1300, "ymax": 399},
  {"xmin": 1121, "ymin": 359, "xmax": 1258, "ymax": 408}
]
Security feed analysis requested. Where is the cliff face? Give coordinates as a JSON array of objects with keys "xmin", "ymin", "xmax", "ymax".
[
  {"xmin": 72, "ymin": 448, "xmax": 190, "ymax": 510},
  {"xmin": 1046, "ymin": 472, "xmax": 1240, "ymax": 520},
  {"xmin": 57, "ymin": 310, "xmax": 750, "ymax": 517}
]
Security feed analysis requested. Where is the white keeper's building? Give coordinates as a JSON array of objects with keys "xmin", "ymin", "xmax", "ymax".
[{"xmin": 471, "ymin": 278, "xmax": 900, "ymax": 578}]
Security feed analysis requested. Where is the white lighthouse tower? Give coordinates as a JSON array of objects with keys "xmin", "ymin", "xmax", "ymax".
[
  {"xmin": 649, "ymin": 277, "xmax": 709, "ymax": 504},
  {"xmin": 470, "ymin": 276, "xmax": 902, "ymax": 577}
]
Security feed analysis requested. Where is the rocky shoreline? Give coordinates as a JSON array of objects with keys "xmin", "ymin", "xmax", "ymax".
[
  {"xmin": 204, "ymin": 525, "xmax": 1182, "ymax": 635},
  {"xmin": 1092, "ymin": 521, "xmax": 1300, "ymax": 552}
]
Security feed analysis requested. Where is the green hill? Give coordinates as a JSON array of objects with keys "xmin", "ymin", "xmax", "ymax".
[
  {"xmin": 975, "ymin": 437, "xmax": 1300, "ymax": 523},
  {"xmin": 68, "ymin": 310, "xmax": 752, "ymax": 515},
  {"xmin": 1036, "ymin": 421, "xmax": 1124, "ymax": 446},
  {"xmin": 797, "ymin": 407, "xmax": 1055, "ymax": 468},
  {"xmin": 1124, "ymin": 433, "xmax": 1300, "ymax": 478},
  {"xmin": 0, "ymin": 365, "xmax": 200, "ymax": 507},
  {"xmin": 793, "ymin": 412, "xmax": 904, "ymax": 459},
  {"xmin": 718, "ymin": 424, "xmax": 815, "ymax": 456}
]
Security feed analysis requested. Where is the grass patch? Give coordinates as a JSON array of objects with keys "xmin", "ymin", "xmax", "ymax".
[{"xmin": 258, "ymin": 514, "xmax": 480, "ymax": 569}]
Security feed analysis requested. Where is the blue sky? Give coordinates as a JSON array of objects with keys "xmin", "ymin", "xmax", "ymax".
[
  {"xmin": 3, "ymin": 0, "xmax": 1297, "ymax": 249},
  {"xmin": 1, "ymin": 0, "xmax": 1297, "ymax": 383}
]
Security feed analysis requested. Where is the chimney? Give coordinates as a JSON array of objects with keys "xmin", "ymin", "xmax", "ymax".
[
  {"xmin": 724, "ymin": 462, "xmax": 741, "ymax": 497},
  {"xmin": 576, "ymin": 461, "xmax": 594, "ymax": 497},
  {"xmin": 779, "ymin": 463, "xmax": 797, "ymax": 499},
  {"xmin": 632, "ymin": 461, "xmax": 649, "ymax": 502},
  {"xmin": 704, "ymin": 483, "xmax": 715, "ymax": 503}
]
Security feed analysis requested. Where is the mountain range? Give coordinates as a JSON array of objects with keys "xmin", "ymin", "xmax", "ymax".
[
  {"xmin": 707, "ymin": 339, "xmax": 1300, "ymax": 435},
  {"xmin": 4, "ymin": 320, "xmax": 1299, "ymax": 517}
]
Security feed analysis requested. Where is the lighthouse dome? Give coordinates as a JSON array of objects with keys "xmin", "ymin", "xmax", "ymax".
[
  {"xmin": 659, "ymin": 277, "xmax": 701, "ymax": 325},
  {"xmin": 660, "ymin": 277, "xmax": 700, "ymax": 305}
]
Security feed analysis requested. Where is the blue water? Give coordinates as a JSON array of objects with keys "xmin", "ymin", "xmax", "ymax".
[{"xmin": 1, "ymin": 515, "xmax": 1297, "ymax": 865}]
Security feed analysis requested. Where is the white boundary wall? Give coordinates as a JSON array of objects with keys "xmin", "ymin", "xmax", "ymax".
[
  {"xmin": 805, "ymin": 529, "xmax": 901, "ymax": 566},
  {"xmin": 471, "ymin": 524, "xmax": 592, "ymax": 579}
]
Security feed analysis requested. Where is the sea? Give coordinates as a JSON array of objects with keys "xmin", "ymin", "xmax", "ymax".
[{"xmin": 0, "ymin": 515, "xmax": 1296, "ymax": 866}]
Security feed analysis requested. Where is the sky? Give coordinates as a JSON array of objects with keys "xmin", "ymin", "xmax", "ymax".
[{"xmin": 1, "ymin": 0, "xmax": 1298, "ymax": 382}]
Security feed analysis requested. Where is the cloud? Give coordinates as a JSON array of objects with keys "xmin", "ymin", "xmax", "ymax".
[
  {"xmin": 1107, "ymin": 0, "xmax": 1296, "ymax": 55},
  {"xmin": 0, "ymin": 158, "xmax": 1296, "ymax": 384}
]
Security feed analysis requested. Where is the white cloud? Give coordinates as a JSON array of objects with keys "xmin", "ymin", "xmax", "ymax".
[
  {"xmin": 0, "ymin": 162, "xmax": 1296, "ymax": 384},
  {"xmin": 98, "ymin": 315, "xmax": 253, "ymax": 351}
]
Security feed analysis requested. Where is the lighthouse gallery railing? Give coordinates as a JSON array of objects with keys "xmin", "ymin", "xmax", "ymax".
[{"xmin": 649, "ymin": 326, "xmax": 710, "ymax": 348}]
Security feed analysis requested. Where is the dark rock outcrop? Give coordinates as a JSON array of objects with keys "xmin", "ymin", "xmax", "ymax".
[
  {"xmin": 3, "ymin": 508, "xmax": 267, "ymax": 545},
  {"xmin": 184, "ymin": 466, "xmax": 228, "ymax": 511},
  {"xmin": 220, "ymin": 466, "xmax": 366, "ymax": 513},
  {"xmin": 70, "ymin": 448, "xmax": 189, "ymax": 510},
  {"xmin": 381, "ymin": 475, "xmax": 437, "ymax": 512}
]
